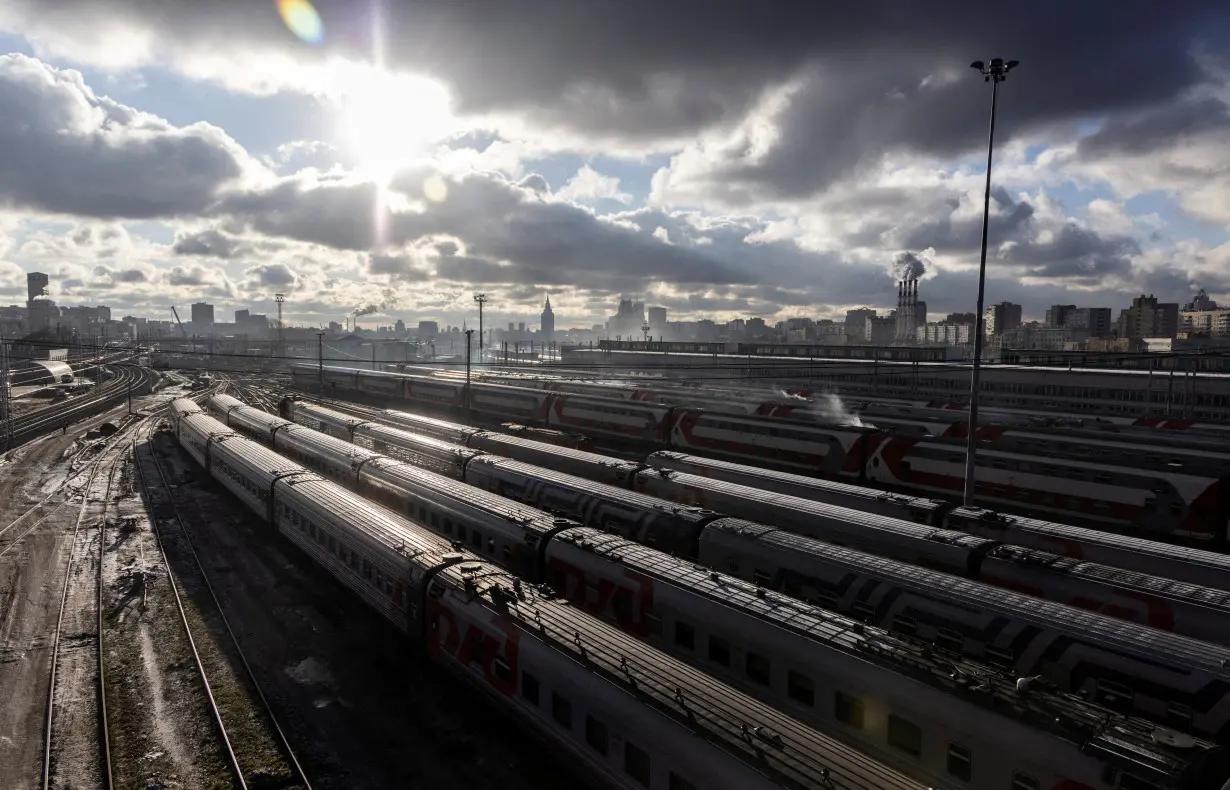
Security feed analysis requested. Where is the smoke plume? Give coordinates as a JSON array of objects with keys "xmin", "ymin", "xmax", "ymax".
[
  {"xmin": 891, "ymin": 251, "xmax": 928, "ymax": 282},
  {"xmin": 352, "ymin": 304, "xmax": 380, "ymax": 317}
]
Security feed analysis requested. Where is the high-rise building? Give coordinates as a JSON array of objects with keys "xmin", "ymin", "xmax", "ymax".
[
  {"xmin": 647, "ymin": 306, "xmax": 666, "ymax": 331},
  {"xmin": 395, "ymin": 319, "xmax": 405, "ymax": 333},
  {"xmin": 27, "ymin": 272, "xmax": 48, "ymax": 303},
  {"xmin": 1117, "ymin": 294, "xmax": 1178, "ymax": 339},
  {"xmin": 1067, "ymin": 307, "xmax": 1113, "ymax": 337},
  {"xmin": 235, "ymin": 309, "xmax": 250, "ymax": 325},
  {"xmin": 983, "ymin": 302, "xmax": 1022, "ymax": 337},
  {"xmin": 417, "ymin": 320, "xmax": 439, "ymax": 337},
  {"xmin": 540, "ymin": 296, "xmax": 555, "ymax": 342},
  {"xmin": 1045, "ymin": 305, "xmax": 1076, "ymax": 327},
  {"xmin": 844, "ymin": 309, "xmax": 876, "ymax": 341},
  {"xmin": 1184, "ymin": 289, "xmax": 1219, "ymax": 312},
  {"xmin": 191, "ymin": 302, "xmax": 215, "ymax": 326}
]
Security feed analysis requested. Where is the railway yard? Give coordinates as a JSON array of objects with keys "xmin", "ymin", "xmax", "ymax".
[{"xmin": 4, "ymin": 360, "xmax": 1230, "ymax": 789}]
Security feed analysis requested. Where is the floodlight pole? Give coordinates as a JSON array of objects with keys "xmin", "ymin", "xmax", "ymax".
[
  {"xmin": 964, "ymin": 57, "xmax": 1018, "ymax": 507},
  {"xmin": 464, "ymin": 328, "xmax": 475, "ymax": 425}
]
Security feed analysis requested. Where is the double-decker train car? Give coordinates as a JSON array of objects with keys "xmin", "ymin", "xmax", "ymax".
[
  {"xmin": 171, "ymin": 403, "xmax": 925, "ymax": 790},
  {"xmin": 279, "ymin": 399, "xmax": 1230, "ymax": 595},
  {"xmin": 185, "ymin": 397, "xmax": 1230, "ymax": 790},
  {"xmin": 285, "ymin": 368, "xmax": 1228, "ymax": 541}
]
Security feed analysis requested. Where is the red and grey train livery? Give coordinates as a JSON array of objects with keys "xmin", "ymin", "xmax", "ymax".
[
  {"xmin": 243, "ymin": 396, "xmax": 1230, "ymax": 745},
  {"xmin": 194, "ymin": 396, "xmax": 1230, "ymax": 790},
  {"xmin": 169, "ymin": 400, "xmax": 922, "ymax": 790},
  {"xmin": 274, "ymin": 397, "xmax": 1230, "ymax": 641},
  {"xmin": 289, "ymin": 365, "xmax": 1228, "ymax": 541}
]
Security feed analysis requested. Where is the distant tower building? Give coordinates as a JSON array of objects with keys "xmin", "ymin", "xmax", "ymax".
[
  {"xmin": 984, "ymin": 302, "xmax": 1023, "ymax": 337},
  {"xmin": 191, "ymin": 302, "xmax": 215, "ymax": 327},
  {"xmin": 26, "ymin": 271, "xmax": 56, "ymax": 332},
  {"xmin": 539, "ymin": 296, "xmax": 555, "ymax": 341},
  {"xmin": 27, "ymin": 272, "xmax": 48, "ymax": 303},
  {"xmin": 235, "ymin": 309, "xmax": 250, "ymax": 326}
]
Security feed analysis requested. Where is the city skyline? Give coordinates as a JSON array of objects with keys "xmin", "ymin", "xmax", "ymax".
[{"xmin": 0, "ymin": 5, "xmax": 1228, "ymax": 330}]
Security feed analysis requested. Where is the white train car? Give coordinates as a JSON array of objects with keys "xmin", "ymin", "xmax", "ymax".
[
  {"xmin": 546, "ymin": 395, "xmax": 674, "ymax": 443},
  {"xmin": 699, "ymin": 519, "xmax": 1230, "ymax": 743},
  {"xmin": 173, "ymin": 405, "xmax": 927, "ymax": 790}
]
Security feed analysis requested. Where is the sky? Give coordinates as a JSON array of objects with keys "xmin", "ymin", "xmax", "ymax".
[{"xmin": 0, "ymin": 1, "xmax": 1228, "ymax": 330}]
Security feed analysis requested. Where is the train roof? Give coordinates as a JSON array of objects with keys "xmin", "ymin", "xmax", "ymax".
[
  {"xmin": 950, "ymin": 507, "xmax": 1230, "ymax": 575},
  {"xmin": 210, "ymin": 392, "xmax": 247, "ymax": 412},
  {"xmin": 578, "ymin": 349, "xmax": 1230, "ymax": 382},
  {"xmin": 434, "ymin": 560, "xmax": 926, "ymax": 790},
  {"xmin": 646, "ymin": 451, "xmax": 948, "ymax": 512},
  {"xmin": 363, "ymin": 456, "xmax": 574, "ymax": 540},
  {"xmin": 555, "ymin": 527, "xmax": 1223, "ymax": 772},
  {"xmin": 469, "ymin": 431, "xmax": 643, "ymax": 472},
  {"xmin": 380, "ymin": 407, "xmax": 476, "ymax": 434},
  {"xmin": 360, "ymin": 421, "xmax": 483, "ymax": 460},
  {"xmin": 645, "ymin": 469, "xmax": 994, "ymax": 551},
  {"xmin": 288, "ymin": 400, "xmax": 373, "ymax": 430},
  {"xmin": 280, "ymin": 476, "xmax": 461, "ymax": 564},
  {"xmin": 707, "ymin": 519, "xmax": 1230, "ymax": 672},
  {"xmin": 467, "ymin": 455, "xmax": 720, "ymax": 522}
]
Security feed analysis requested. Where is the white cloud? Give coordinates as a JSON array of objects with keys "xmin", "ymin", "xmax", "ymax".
[{"xmin": 557, "ymin": 165, "xmax": 633, "ymax": 205}]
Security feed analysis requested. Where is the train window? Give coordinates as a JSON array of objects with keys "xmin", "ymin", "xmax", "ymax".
[
  {"xmin": 936, "ymin": 628, "xmax": 963, "ymax": 653},
  {"xmin": 946, "ymin": 743, "xmax": 971, "ymax": 781},
  {"xmin": 521, "ymin": 669, "xmax": 539, "ymax": 706},
  {"xmin": 892, "ymin": 614, "xmax": 917, "ymax": 636},
  {"xmin": 752, "ymin": 569, "xmax": 771, "ymax": 587},
  {"xmin": 441, "ymin": 518, "xmax": 452, "ymax": 535},
  {"xmin": 457, "ymin": 525, "xmax": 468, "ymax": 541},
  {"xmin": 644, "ymin": 612, "xmax": 663, "ymax": 635},
  {"xmin": 362, "ymin": 559, "xmax": 372, "ymax": 580},
  {"xmin": 984, "ymin": 644, "xmax": 1014, "ymax": 668},
  {"xmin": 551, "ymin": 693, "xmax": 572, "ymax": 729},
  {"xmin": 1116, "ymin": 769, "xmax": 1168, "ymax": 790},
  {"xmin": 1012, "ymin": 772, "xmax": 1039, "ymax": 790},
  {"xmin": 471, "ymin": 531, "xmax": 484, "ymax": 551},
  {"xmin": 624, "ymin": 742, "xmax": 651, "ymax": 787},
  {"xmin": 492, "ymin": 657, "xmax": 512, "ymax": 684},
  {"xmin": 1094, "ymin": 473, "xmax": 1112, "ymax": 484},
  {"xmin": 852, "ymin": 601, "xmax": 876, "ymax": 623},
  {"xmin": 708, "ymin": 636, "xmax": 731, "ymax": 667},
  {"xmin": 418, "ymin": 506, "xmax": 427, "ymax": 521},
  {"xmin": 787, "ymin": 671, "xmax": 814, "ymax": 706},
  {"xmin": 1166, "ymin": 701, "xmax": 1193, "ymax": 729},
  {"xmin": 1093, "ymin": 502, "xmax": 1110, "ymax": 514},
  {"xmin": 668, "ymin": 773, "xmax": 698, "ymax": 790},
  {"xmin": 746, "ymin": 652, "xmax": 770, "ymax": 685},
  {"xmin": 674, "ymin": 621, "xmax": 695, "ymax": 651},
  {"xmin": 1096, "ymin": 679, "xmax": 1133, "ymax": 706},
  {"xmin": 888, "ymin": 715, "xmax": 922, "ymax": 757},
  {"xmin": 813, "ymin": 588, "xmax": 839, "ymax": 609},
  {"xmin": 585, "ymin": 716, "xmax": 609, "ymax": 755},
  {"xmin": 1168, "ymin": 503, "xmax": 1183, "ymax": 515},
  {"xmin": 834, "ymin": 692, "xmax": 864, "ymax": 729}
]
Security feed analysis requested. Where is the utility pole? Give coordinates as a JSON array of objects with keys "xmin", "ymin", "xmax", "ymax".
[
  {"xmin": 473, "ymin": 293, "xmax": 487, "ymax": 361},
  {"xmin": 0, "ymin": 338, "xmax": 10, "ymax": 452},
  {"xmin": 275, "ymin": 293, "xmax": 286, "ymax": 364},
  {"xmin": 464, "ymin": 329, "xmax": 474, "ymax": 426},
  {"xmin": 317, "ymin": 332, "xmax": 325, "ymax": 400},
  {"xmin": 964, "ymin": 57, "xmax": 1019, "ymax": 507}
]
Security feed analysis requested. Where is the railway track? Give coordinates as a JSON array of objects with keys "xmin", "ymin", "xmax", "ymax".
[
  {"xmin": 40, "ymin": 436, "xmax": 129, "ymax": 789},
  {"xmin": 2, "ymin": 364, "xmax": 157, "ymax": 452},
  {"xmin": 132, "ymin": 426, "xmax": 312, "ymax": 790}
]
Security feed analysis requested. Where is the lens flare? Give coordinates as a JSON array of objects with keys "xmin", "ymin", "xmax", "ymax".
[{"xmin": 276, "ymin": 0, "xmax": 324, "ymax": 44}]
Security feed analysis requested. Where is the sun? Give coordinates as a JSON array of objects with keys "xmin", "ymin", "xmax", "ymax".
[{"xmin": 339, "ymin": 70, "xmax": 455, "ymax": 184}]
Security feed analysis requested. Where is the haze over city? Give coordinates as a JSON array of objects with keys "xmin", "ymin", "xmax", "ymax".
[{"xmin": 0, "ymin": 1, "xmax": 1228, "ymax": 331}]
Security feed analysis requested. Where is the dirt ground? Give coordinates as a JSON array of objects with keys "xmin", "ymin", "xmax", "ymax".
[{"xmin": 0, "ymin": 381, "xmax": 196, "ymax": 790}]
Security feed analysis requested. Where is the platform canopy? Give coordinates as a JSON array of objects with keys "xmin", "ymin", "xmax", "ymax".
[{"xmin": 33, "ymin": 360, "xmax": 73, "ymax": 382}]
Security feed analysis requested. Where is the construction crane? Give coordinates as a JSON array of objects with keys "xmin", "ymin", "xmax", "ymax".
[{"xmin": 170, "ymin": 306, "xmax": 189, "ymax": 340}]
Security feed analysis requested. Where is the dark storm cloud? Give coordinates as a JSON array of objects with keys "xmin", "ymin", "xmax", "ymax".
[
  {"xmin": 0, "ymin": 54, "xmax": 251, "ymax": 218},
  {"xmin": 7, "ymin": 2, "xmax": 1227, "ymax": 173},
  {"xmin": 897, "ymin": 187, "xmax": 1035, "ymax": 251},
  {"xmin": 1004, "ymin": 225, "xmax": 1139, "ymax": 282},
  {"xmin": 216, "ymin": 169, "xmax": 752, "ymax": 288},
  {"xmin": 1077, "ymin": 97, "xmax": 1230, "ymax": 160},
  {"xmin": 173, "ymin": 228, "xmax": 249, "ymax": 258}
]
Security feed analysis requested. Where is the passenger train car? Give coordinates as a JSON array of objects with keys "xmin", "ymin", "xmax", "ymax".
[
  {"xmin": 193, "ymin": 397, "xmax": 1230, "ymax": 790},
  {"xmin": 288, "ymin": 365, "xmax": 1227, "ymax": 540},
  {"xmin": 168, "ymin": 400, "xmax": 924, "ymax": 790},
  {"xmin": 247, "ymin": 397, "xmax": 1230, "ymax": 743},
  {"xmin": 279, "ymin": 398, "xmax": 1230, "ymax": 601},
  {"xmin": 557, "ymin": 347, "xmax": 1230, "ymax": 423}
]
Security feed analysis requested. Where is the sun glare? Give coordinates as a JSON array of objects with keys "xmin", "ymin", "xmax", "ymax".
[
  {"xmin": 276, "ymin": 0, "xmax": 324, "ymax": 44},
  {"xmin": 340, "ymin": 71, "xmax": 455, "ymax": 184}
]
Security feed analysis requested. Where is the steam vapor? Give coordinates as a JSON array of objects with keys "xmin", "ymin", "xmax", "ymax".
[{"xmin": 891, "ymin": 251, "xmax": 928, "ymax": 282}]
